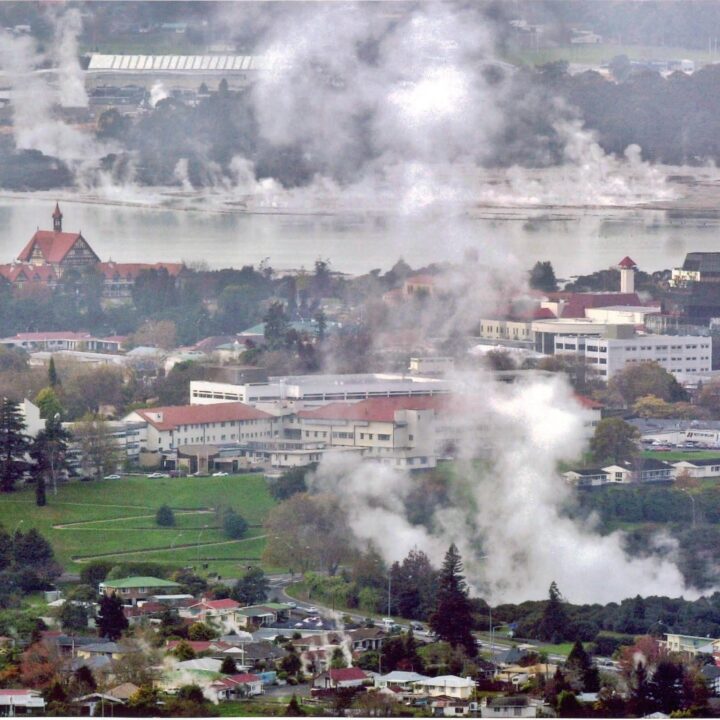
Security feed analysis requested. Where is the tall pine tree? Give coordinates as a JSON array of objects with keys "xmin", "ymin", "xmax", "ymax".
[
  {"xmin": 48, "ymin": 357, "xmax": 60, "ymax": 388},
  {"xmin": 97, "ymin": 592, "xmax": 128, "ymax": 641},
  {"xmin": 0, "ymin": 398, "xmax": 30, "ymax": 493},
  {"xmin": 429, "ymin": 544, "xmax": 477, "ymax": 656},
  {"xmin": 31, "ymin": 415, "xmax": 71, "ymax": 501},
  {"xmin": 537, "ymin": 581, "xmax": 571, "ymax": 643}
]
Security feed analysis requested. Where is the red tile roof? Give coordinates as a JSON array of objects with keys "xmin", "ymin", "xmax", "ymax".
[
  {"xmin": 17, "ymin": 231, "xmax": 96, "ymax": 264},
  {"xmin": 213, "ymin": 673, "xmax": 261, "ymax": 688},
  {"xmin": 299, "ymin": 396, "xmax": 447, "ymax": 423},
  {"xmin": 135, "ymin": 402, "xmax": 272, "ymax": 431},
  {"xmin": 543, "ymin": 292, "xmax": 642, "ymax": 319},
  {"xmin": 618, "ymin": 256, "xmax": 637, "ymax": 268},
  {"xmin": 574, "ymin": 394, "xmax": 603, "ymax": 410},
  {"xmin": 405, "ymin": 274, "xmax": 436, "ymax": 285},
  {"xmin": 197, "ymin": 599, "xmax": 240, "ymax": 611},
  {"xmin": 0, "ymin": 263, "xmax": 59, "ymax": 283},
  {"xmin": 328, "ymin": 667, "xmax": 368, "ymax": 682},
  {"xmin": 533, "ymin": 307, "xmax": 556, "ymax": 320}
]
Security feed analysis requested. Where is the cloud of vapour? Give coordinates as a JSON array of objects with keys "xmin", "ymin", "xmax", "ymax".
[
  {"xmin": 0, "ymin": 8, "xmax": 108, "ymax": 168},
  {"xmin": 309, "ymin": 370, "xmax": 696, "ymax": 605}
]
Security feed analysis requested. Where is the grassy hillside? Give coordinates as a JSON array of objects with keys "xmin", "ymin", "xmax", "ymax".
[{"xmin": 0, "ymin": 474, "xmax": 276, "ymax": 578}]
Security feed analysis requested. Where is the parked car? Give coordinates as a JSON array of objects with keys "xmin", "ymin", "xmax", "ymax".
[
  {"xmin": 103, "ymin": 474, "xmax": 121, "ymax": 480},
  {"xmin": 147, "ymin": 472, "xmax": 168, "ymax": 478},
  {"xmin": 212, "ymin": 471, "xmax": 229, "ymax": 477}
]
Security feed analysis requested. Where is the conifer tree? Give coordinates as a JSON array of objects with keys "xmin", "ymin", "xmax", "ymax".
[
  {"xmin": 429, "ymin": 544, "xmax": 476, "ymax": 656},
  {"xmin": 537, "ymin": 581, "xmax": 571, "ymax": 643},
  {"xmin": 0, "ymin": 398, "xmax": 30, "ymax": 493},
  {"xmin": 48, "ymin": 356, "xmax": 60, "ymax": 387},
  {"xmin": 96, "ymin": 592, "xmax": 128, "ymax": 641}
]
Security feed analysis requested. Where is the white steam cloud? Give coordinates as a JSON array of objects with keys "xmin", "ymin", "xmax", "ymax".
[{"xmin": 309, "ymin": 371, "xmax": 696, "ymax": 605}]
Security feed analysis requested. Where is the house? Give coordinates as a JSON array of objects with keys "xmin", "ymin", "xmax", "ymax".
[
  {"xmin": 562, "ymin": 467, "xmax": 611, "ymax": 488},
  {"xmin": 413, "ymin": 676, "xmax": 476, "ymax": 700},
  {"xmin": 99, "ymin": 576, "xmax": 181, "ymax": 606},
  {"xmin": 76, "ymin": 642, "xmax": 137, "ymax": 661},
  {"xmin": 108, "ymin": 683, "xmax": 140, "ymax": 702},
  {"xmin": 662, "ymin": 633, "xmax": 720, "ymax": 657},
  {"xmin": 74, "ymin": 693, "xmax": 125, "ymax": 716},
  {"xmin": 234, "ymin": 603, "xmax": 291, "ymax": 628},
  {"xmin": 431, "ymin": 696, "xmax": 472, "ymax": 717},
  {"xmin": 347, "ymin": 627, "xmax": 387, "ymax": 652},
  {"xmin": 180, "ymin": 598, "xmax": 240, "ymax": 623},
  {"xmin": 375, "ymin": 671, "xmax": 429, "ymax": 690},
  {"xmin": 313, "ymin": 667, "xmax": 369, "ymax": 689},
  {"xmin": 482, "ymin": 695, "xmax": 540, "ymax": 718},
  {"xmin": 673, "ymin": 458, "xmax": 720, "ymax": 479},
  {"xmin": 205, "ymin": 673, "xmax": 263, "ymax": 704},
  {"xmin": 0, "ymin": 689, "xmax": 46, "ymax": 714}
]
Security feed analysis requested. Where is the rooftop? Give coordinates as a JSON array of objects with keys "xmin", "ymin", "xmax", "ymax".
[
  {"xmin": 133, "ymin": 402, "xmax": 272, "ymax": 431},
  {"xmin": 101, "ymin": 576, "xmax": 181, "ymax": 590}
]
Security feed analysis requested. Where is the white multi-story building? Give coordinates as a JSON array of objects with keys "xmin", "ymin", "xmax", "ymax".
[
  {"xmin": 554, "ymin": 334, "xmax": 712, "ymax": 382},
  {"xmin": 190, "ymin": 373, "xmax": 450, "ymax": 407},
  {"xmin": 123, "ymin": 402, "xmax": 276, "ymax": 453}
]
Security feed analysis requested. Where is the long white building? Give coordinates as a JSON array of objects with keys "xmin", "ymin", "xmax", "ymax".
[{"xmin": 190, "ymin": 373, "xmax": 450, "ymax": 407}]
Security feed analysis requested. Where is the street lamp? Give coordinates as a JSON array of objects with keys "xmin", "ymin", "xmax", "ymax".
[
  {"xmin": 680, "ymin": 488, "xmax": 697, "ymax": 528},
  {"xmin": 196, "ymin": 524, "xmax": 209, "ymax": 566}
]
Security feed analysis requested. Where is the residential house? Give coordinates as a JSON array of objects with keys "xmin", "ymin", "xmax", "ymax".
[
  {"xmin": 234, "ymin": 604, "xmax": 291, "ymax": 628},
  {"xmin": 565, "ymin": 458, "xmax": 673, "ymax": 486},
  {"xmin": 0, "ymin": 689, "xmax": 46, "ymax": 715},
  {"xmin": 74, "ymin": 693, "xmax": 126, "ymax": 716},
  {"xmin": 375, "ymin": 671, "xmax": 429, "ymax": 690},
  {"xmin": 413, "ymin": 676, "xmax": 476, "ymax": 700},
  {"xmin": 663, "ymin": 633, "xmax": 720, "ymax": 657},
  {"xmin": 347, "ymin": 627, "xmax": 387, "ymax": 652},
  {"xmin": 562, "ymin": 467, "xmax": 611, "ymax": 488},
  {"xmin": 482, "ymin": 695, "xmax": 541, "ymax": 718},
  {"xmin": 180, "ymin": 598, "xmax": 240, "ymax": 624},
  {"xmin": 313, "ymin": 667, "xmax": 369, "ymax": 689},
  {"xmin": 673, "ymin": 458, "xmax": 720, "ymax": 479},
  {"xmin": 205, "ymin": 673, "xmax": 263, "ymax": 704},
  {"xmin": 76, "ymin": 642, "xmax": 138, "ymax": 662},
  {"xmin": 99, "ymin": 576, "xmax": 181, "ymax": 606},
  {"xmin": 431, "ymin": 696, "xmax": 472, "ymax": 717}
]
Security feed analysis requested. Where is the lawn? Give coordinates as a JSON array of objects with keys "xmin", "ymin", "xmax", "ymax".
[
  {"xmin": 642, "ymin": 450, "xmax": 720, "ymax": 461},
  {"xmin": 506, "ymin": 43, "xmax": 715, "ymax": 67},
  {"xmin": 0, "ymin": 474, "xmax": 276, "ymax": 577}
]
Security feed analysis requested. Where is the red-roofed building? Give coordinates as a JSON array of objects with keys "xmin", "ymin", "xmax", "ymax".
[
  {"xmin": 180, "ymin": 598, "xmax": 240, "ymax": 623},
  {"xmin": 274, "ymin": 396, "xmax": 447, "ymax": 470},
  {"xmin": 5, "ymin": 205, "xmax": 185, "ymax": 300},
  {"xmin": 618, "ymin": 256, "xmax": 638, "ymax": 293},
  {"xmin": 0, "ymin": 689, "xmax": 46, "ymax": 712},
  {"xmin": 313, "ymin": 667, "xmax": 368, "ymax": 689},
  {"xmin": 123, "ymin": 402, "xmax": 276, "ymax": 453}
]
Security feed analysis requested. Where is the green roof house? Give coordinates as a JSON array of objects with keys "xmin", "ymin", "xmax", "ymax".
[{"xmin": 99, "ymin": 576, "xmax": 181, "ymax": 606}]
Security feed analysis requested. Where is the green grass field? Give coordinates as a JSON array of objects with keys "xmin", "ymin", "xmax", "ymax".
[
  {"xmin": 0, "ymin": 474, "xmax": 276, "ymax": 578},
  {"xmin": 506, "ymin": 43, "xmax": 715, "ymax": 68},
  {"xmin": 643, "ymin": 450, "xmax": 720, "ymax": 462}
]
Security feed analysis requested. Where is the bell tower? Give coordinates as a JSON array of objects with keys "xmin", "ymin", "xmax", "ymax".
[{"xmin": 52, "ymin": 202, "xmax": 62, "ymax": 233}]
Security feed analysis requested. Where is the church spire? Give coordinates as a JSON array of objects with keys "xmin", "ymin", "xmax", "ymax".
[{"xmin": 52, "ymin": 202, "xmax": 62, "ymax": 233}]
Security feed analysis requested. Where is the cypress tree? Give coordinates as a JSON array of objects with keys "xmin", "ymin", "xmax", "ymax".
[
  {"xmin": 48, "ymin": 357, "xmax": 60, "ymax": 387},
  {"xmin": 429, "ymin": 544, "xmax": 477, "ymax": 656},
  {"xmin": 0, "ymin": 398, "xmax": 30, "ymax": 493},
  {"xmin": 35, "ymin": 475, "xmax": 46, "ymax": 507},
  {"xmin": 97, "ymin": 592, "xmax": 129, "ymax": 641}
]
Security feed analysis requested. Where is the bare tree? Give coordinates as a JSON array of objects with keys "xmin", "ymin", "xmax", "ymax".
[{"xmin": 72, "ymin": 414, "xmax": 122, "ymax": 479}]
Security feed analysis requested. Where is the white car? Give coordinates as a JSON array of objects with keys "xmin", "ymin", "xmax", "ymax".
[
  {"xmin": 306, "ymin": 606, "xmax": 319, "ymax": 614},
  {"xmin": 103, "ymin": 474, "xmax": 121, "ymax": 480},
  {"xmin": 147, "ymin": 472, "xmax": 168, "ymax": 478},
  {"xmin": 212, "ymin": 471, "xmax": 229, "ymax": 477}
]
